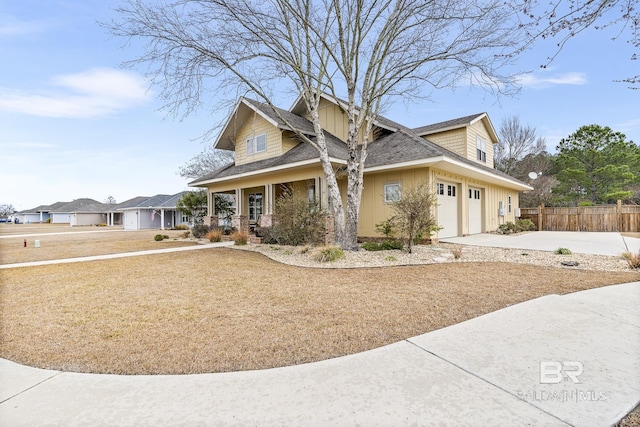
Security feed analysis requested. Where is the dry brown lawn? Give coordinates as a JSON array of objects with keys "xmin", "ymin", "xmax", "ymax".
[
  {"xmin": 1, "ymin": 247, "xmax": 637, "ymax": 375},
  {"xmin": 0, "ymin": 225, "xmax": 196, "ymax": 264}
]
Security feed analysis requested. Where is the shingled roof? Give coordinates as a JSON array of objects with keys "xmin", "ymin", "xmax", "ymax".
[
  {"xmin": 412, "ymin": 113, "xmax": 487, "ymax": 136},
  {"xmin": 52, "ymin": 198, "xmax": 105, "ymax": 213},
  {"xmin": 192, "ymin": 98, "xmax": 526, "ymax": 189},
  {"xmin": 191, "ymin": 130, "xmax": 348, "ymax": 185}
]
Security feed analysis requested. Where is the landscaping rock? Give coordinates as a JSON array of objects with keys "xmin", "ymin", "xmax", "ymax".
[{"xmin": 561, "ymin": 260, "xmax": 580, "ymax": 267}]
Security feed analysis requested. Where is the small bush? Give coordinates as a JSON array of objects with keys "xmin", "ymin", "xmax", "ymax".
[
  {"xmin": 173, "ymin": 224, "xmax": 189, "ymax": 230},
  {"xmin": 191, "ymin": 224, "xmax": 211, "ymax": 238},
  {"xmin": 515, "ymin": 219, "xmax": 537, "ymax": 232},
  {"xmin": 496, "ymin": 222, "xmax": 517, "ymax": 235},
  {"xmin": 265, "ymin": 192, "xmax": 328, "ymax": 246},
  {"xmin": 361, "ymin": 240, "xmax": 404, "ymax": 251},
  {"xmin": 205, "ymin": 229, "xmax": 223, "ymax": 242},
  {"xmin": 622, "ymin": 251, "xmax": 640, "ymax": 269},
  {"xmin": 497, "ymin": 219, "xmax": 537, "ymax": 235},
  {"xmin": 231, "ymin": 230, "xmax": 248, "ymax": 245},
  {"xmin": 555, "ymin": 247, "xmax": 572, "ymax": 255},
  {"xmin": 256, "ymin": 226, "xmax": 278, "ymax": 244},
  {"xmin": 313, "ymin": 246, "xmax": 344, "ymax": 263},
  {"xmin": 375, "ymin": 218, "xmax": 397, "ymax": 239},
  {"xmin": 384, "ymin": 255, "xmax": 398, "ymax": 262},
  {"xmin": 450, "ymin": 245, "xmax": 463, "ymax": 259},
  {"xmin": 181, "ymin": 231, "xmax": 191, "ymax": 239},
  {"xmin": 154, "ymin": 234, "xmax": 165, "ymax": 241}
]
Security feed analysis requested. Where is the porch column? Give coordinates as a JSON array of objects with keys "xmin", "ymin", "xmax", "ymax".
[
  {"xmin": 235, "ymin": 188, "xmax": 243, "ymax": 216},
  {"xmin": 258, "ymin": 184, "xmax": 274, "ymax": 228},
  {"xmin": 203, "ymin": 191, "xmax": 217, "ymax": 227},
  {"xmin": 160, "ymin": 209, "xmax": 165, "ymax": 230}
]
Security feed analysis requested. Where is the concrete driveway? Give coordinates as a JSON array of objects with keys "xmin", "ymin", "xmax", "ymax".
[{"xmin": 441, "ymin": 231, "xmax": 640, "ymax": 257}]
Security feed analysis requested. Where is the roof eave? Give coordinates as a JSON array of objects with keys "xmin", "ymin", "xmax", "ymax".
[
  {"xmin": 365, "ymin": 156, "xmax": 532, "ymax": 191},
  {"xmin": 189, "ymin": 157, "xmax": 347, "ymax": 187}
]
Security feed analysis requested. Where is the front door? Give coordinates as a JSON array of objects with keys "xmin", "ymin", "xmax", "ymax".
[{"xmin": 248, "ymin": 193, "xmax": 263, "ymax": 223}]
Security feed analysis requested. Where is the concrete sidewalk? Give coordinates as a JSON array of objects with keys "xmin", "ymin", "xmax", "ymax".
[
  {"xmin": 0, "ymin": 241, "xmax": 235, "ymax": 269},
  {"xmin": 1, "ymin": 282, "xmax": 638, "ymax": 426},
  {"xmin": 442, "ymin": 231, "xmax": 640, "ymax": 256}
]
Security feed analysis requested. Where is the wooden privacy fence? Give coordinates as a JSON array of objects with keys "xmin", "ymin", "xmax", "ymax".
[{"xmin": 519, "ymin": 201, "xmax": 640, "ymax": 232}]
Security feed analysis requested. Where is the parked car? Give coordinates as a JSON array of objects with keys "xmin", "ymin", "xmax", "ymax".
[{"xmin": 0, "ymin": 218, "xmax": 7, "ymax": 223}]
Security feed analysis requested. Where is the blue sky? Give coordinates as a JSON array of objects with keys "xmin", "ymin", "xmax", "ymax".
[{"xmin": 1, "ymin": 0, "xmax": 638, "ymax": 211}]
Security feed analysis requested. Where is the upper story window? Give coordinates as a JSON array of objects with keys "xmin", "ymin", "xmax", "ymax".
[
  {"xmin": 476, "ymin": 136, "xmax": 487, "ymax": 163},
  {"xmin": 384, "ymin": 183, "xmax": 401, "ymax": 203},
  {"xmin": 246, "ymin": 133, "xmax": 267, "ymax": 155}
]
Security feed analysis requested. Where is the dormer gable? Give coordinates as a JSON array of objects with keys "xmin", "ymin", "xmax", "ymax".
[
  {"xmin": 214, "ymin": 97, "xmax": 316, "ymax": 166},
  {"xmin": 413, "ymin": 113, "xmax": 498, "ymax": 168},
  {"xmin": 289, "ymin": 92, "xmax": 401, "ymax": 144}
]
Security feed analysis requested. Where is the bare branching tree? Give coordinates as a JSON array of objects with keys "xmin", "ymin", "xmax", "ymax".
[
  {"xmin": 520, "ymin": 0, "xmax": 639, "ymax": 88},
  {"xmin": 179, "ymin": 146, "xmax": 234, "ymax": 180},
  {"xmin": 495, "ymin": 116, "xmax": 547, "ymax": 177},
  {"xmin": 106, "ymin": 0, "xmax": 530, "ymax": 250}
]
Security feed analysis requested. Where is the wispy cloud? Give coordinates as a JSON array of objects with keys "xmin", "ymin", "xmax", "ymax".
[
  {"xmin": 0, "ymin": 69, "xmax": 152, "ymax": 118},
  {"xmin": 0, "ymin": 14, "xmax": 52, "ymax": 37},
  {"xmin": 517, "ymin": 72, "xmax": 588, "ymax": 89}
]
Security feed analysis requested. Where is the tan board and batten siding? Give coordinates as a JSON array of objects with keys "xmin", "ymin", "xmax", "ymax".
[
  {"xmin": 355, "ymin": 169, "xmax": 519, "ymax": 238},
  {"xmin": 234, "ymin": 114, "xmax": 285, "ymax": 166},
  {"xmin": 198, "ymin": 95, "xmax": 528, "ymax": 240}
]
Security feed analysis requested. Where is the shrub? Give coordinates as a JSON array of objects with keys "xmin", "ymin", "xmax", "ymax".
[
  {"xmin": 622, "ymin": 251, "xmax": 640, "ymax": 269},
  {"xmin": 384, "ymin": 255, "xmax": 398, "ymax": 262},
  {"xmin": 497, "ymin": 219, "xmax": 537, "ymax": 235},
  {"xmin": 361, "ymin": 240, "xmax": 404, "ymax": 251},
  {"xmin": 390, "ymin": 182, "xmax": 440, "ymax": 253},
  {"xmin": 265, "ymin": 191, "xmax": 327, "ymax": 246},
  {"xmin": 555, "ymin": 247, "xmax": 572, "ymax": 255},
  {"xmin": 231, "ymin": 230, "xmax": 248, "ymax": 245},
  {"xmin": 173, "ymin": 224, "xmax": 189, "ymax": 230},
  {"xmin": 181, "ymin": 231, "xmax": 191, "ymax": 239},
  {"xmin": 496, "ymin": 222, "xmax": 517, "ymax": 235},
  {"xmin": 256, "ymin": 226, "xmax": 278, "ymax": 244},
  {"xmin": 515, "ymin": 218, "xmax": 537, "ymax": 232},
  {"xmin": 191, "ymin": 224, "xmax": 211, "ymax": 238},
  {"xmin": 312, "ymin": 246, "xmax": 344, "ymax": 262},
  {"xmin": 154, "ymin": 234, "xmax": 165, "ymax": 241},
  {"xmin": 205, "ymin": 229, "xmax": 223, "ymax": 242},
  {"xmin": 375, "ymin": 218, "xmax": 397, "ymax": 239}
]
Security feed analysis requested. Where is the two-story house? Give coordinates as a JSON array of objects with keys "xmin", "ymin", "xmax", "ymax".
[{"xmin": 189, "ymin": 93, "xmax": 532, "ymax": 240}]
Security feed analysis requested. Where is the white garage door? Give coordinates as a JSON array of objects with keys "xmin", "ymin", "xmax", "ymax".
[
  {"xmin": 437, "ymin": 182, "xmax": 459, "ymax": 238},
  {"xmin": 468, "ymin": 187, "xmax": 482, "ymax": 234},
  {"xmin": 124, "ymin": 211, "xmax": 138, "ymax": 230}
]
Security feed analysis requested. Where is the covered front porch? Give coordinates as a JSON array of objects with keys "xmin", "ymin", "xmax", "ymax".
[{"xmin": 204, "ymin": 176, "xmax": 330, "ymax": 235}]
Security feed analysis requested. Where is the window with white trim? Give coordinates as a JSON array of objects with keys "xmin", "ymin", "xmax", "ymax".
[
  {"xmin": 476, "ymin": 136, "xmax": 487, "ymax": 163},
  {"xmin": 437, "ymin": 183, "xmax": 445, "ymax": 195},
  {"xmin": 508, "ymin": 195, "xmax": 512, "ymax": 213},
  {"xmin": 384, "ymin": 183, "xmax": 401, "ymax": 203},
  {"xmin": 246, "ymin": 133, "xmax": 267, "ymax": 155}
]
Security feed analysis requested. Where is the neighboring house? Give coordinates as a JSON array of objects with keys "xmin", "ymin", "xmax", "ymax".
[
  {"xmin": 189, "ymin": 94, "xmax": 532, "ymax": 239},
  {"xmin": 17, "ymin": 201, "xmax": 69, "ymax": 223},
  {"xmin": 50, "ymin": 199, "xmax": 106, "ymax": 225},
  {"xmin": 119, "ymin": 192, "xmax": 192, "ymax": 230}
]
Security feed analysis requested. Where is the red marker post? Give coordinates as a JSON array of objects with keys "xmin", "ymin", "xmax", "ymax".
[{"xmin": 23, "ymin": 239, "xmax": 27, "ymax": 248}]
